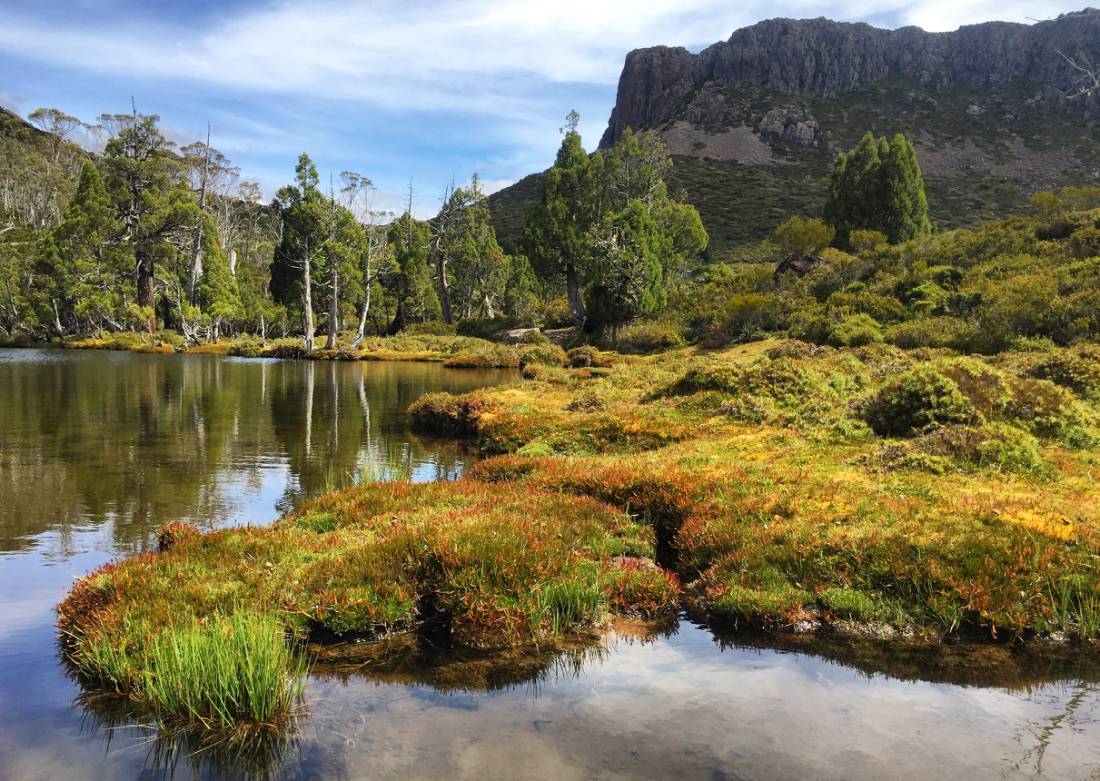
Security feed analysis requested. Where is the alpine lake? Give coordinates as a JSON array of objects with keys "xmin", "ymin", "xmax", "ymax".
[{"xmin": 1, "ymin": 348, "xmax": 1099, "ymax": 780}]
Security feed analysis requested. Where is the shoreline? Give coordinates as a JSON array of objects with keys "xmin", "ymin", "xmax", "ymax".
[
  {"xmin": 55, "ymin": 335, "xmax": 1100, "ymax": 734},
  {"xmin": 1, "ymin": 331, "xmax": 569, "ymax": 369}
]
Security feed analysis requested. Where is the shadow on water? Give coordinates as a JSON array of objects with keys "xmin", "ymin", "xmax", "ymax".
[
  {"xmin": 63, "ymin": 611, "xmax": 1100, "ymax": 780},
  {"xmin": 74, "ymin": 691, "xmax": 302, "ymax": 781}
]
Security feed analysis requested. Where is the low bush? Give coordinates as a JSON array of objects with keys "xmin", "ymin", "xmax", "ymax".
[
  {"xmin": 614, "ymin": 322, "xmax": 686, "ymax": 354},
  {"xmin": 518, "ymin": 342, "xmax": 568, "ymax": 368},
  {"xmin": 1028, "ymin": 347, "xmax": 1100, "ymax": 400},
  {"xmin": 862, "ymin": 365, "xmax": 977, "ymax": 436},
  {"xmin": 829, "ymin": 313, "xmax": 883, "ymax": 347},
  {"xmin": 404, "ymin": 321, "xmax": 457, "ymax": 336},
  {"xmin": 455, "ymin": 317, "xmax": 518, "ymax": 340},
  {"xmin": 443, "ymin": 344, "xmax": 521, "ymax": 369},
  {"xmin": 886, "ymin": 317, "xmax": 979, "ymax": 350},
  {"xmin": 408, "ymin": 393, "xmax": 496, "ymax": 436},
  {"xmin": 568, "ymin": 345, "xmax": 599, "ymax": 368}
]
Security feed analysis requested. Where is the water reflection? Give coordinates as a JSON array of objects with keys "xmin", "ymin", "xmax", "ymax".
[
  {"xmin": 55, "ymin": 615, "xmax": 1100, "ymax": 780},
  {"xmin": 2, "ymin": 349, "xmax": 1100, "ymax": 780},
  {"xmin": 0, "ymin": 349, "xmax": 514, "ymax": 555}
]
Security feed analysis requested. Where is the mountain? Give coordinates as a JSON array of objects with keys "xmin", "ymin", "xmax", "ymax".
[{"xmin": 489, "ymin": 9, "xmax": 1100, "ymax": 261}]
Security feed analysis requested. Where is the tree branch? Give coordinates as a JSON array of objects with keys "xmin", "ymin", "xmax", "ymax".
[{"xmin": 1058, "ymin": 50, "xmax": 1100, "ymax": 98}]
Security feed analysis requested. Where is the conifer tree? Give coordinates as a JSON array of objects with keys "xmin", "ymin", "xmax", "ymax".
[
  {"xmin": 35, "ymin": 161, "xmax": 125, "ymax": 334},
  {"xmin": 877, "ymin": 133, "xmax": 931, "ymax": 243},
  {"xmin": 824, "ymin": 131, "xmax": 930, "ymax": 246},
  {"xmin": 522, "ymin": 117, "xmax": 601, "ymax": 328}
]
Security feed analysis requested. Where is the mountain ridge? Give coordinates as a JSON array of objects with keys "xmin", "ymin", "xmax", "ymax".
[
  {"xmin": 488, "ymin": 10, "xmax": 1100, "ymax": 260},
  {"xmin": 601, "ymin": 9, "xmax": 1100, "ymax": 147}
]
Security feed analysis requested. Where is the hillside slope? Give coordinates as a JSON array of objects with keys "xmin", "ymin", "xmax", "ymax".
[{"xmin": 489, "ymin": 10, "xmax": 1100, "ymax": 261}]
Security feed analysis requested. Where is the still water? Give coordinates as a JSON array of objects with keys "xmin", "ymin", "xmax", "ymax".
[{"xmin": 1, "ymin": 348, "xmax": 1099, "ymax": 780}]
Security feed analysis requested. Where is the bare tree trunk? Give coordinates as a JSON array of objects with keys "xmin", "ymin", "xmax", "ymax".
[
  {"xmin": 436, "ymin": 252, "xmax": 453, "ymax": 324},
  {"xmin": 302, "ymin": 245, "xmax": 314, "ymax": 352},
  {"xmin": 565, "ymin": 262, "xmax": 587, "ymax": 329},
  {"xmin": 136, "ymin": 246, "xmax": 156, "ymax": 330},
  {"xmin": 353, "ymin": 281, "xmax": 372, "ymax": 346},
  {"xmin": 326, "ymin": 268, "xmax": 339, "ymax": 349},
  {"xmin": 186, "ymin": 126, "xmax": 213, "ymax": 305},
  {"xmin": 51, "ymin": 300, "xmax": 63, "ymax": 336},
  {"xmin": 260, "ymin": 312, "xmax": 267, "ymax": 346}
]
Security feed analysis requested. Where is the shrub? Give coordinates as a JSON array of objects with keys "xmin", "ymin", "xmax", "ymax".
[
  {"xmin": 568, "ymin": 345, "xmax": 599, "ymax": 367},
  {"xmin": 829, "ymin": 313, "xmax": 883, "ymax": 347},
  {"xmin": 765, "ymin": 340, "xmax": 831, "ymax": 360},
  {"xmin": 227, "ymin": 334, "xmax": 264, "ymax": 357},
  {"xmin": 540, "ymin": 297, "xmax": 574, "ymax": 329},
  {"xmin": 939, "ymin": 358, "xmax": 1013, "ymax": 421},
  {"xmin": 443, "ymin": 344, "xmax": 521, "ymax": 368},
  {"xmin": 405, "ymin": 321, "xmax": 457, "ymax": 336},
  {"xmin": 709, "ymin": 293, "xmax": 789, "ymax": 345},
  {"xmin": 849, "ymin": 229, "xmax": 888, "ymax": 254},
  {"xmin": 1006, "ymin": 377, "xmax": 1097, "ymax": 445},
  {"xmin": 408, "ymin": 393, "xmax": 494, "ymax": 436},
  {"xmin": 518, "ymin": 329, "xmax": 550, "ymax": 345},
  {"xmin": 915, "ymin": 423, "xmax": 1050, "ymax": 476},
  {"xmin": 774, "ymin": 216, "xmax": 835, "ymax": 255},
  {"xmin": 1028, "ymin": 347, "xmax": 1100, "ymax": 400},
  {"xmin": 1035, "ymin": 219, "xmax": 1080, "ymax": 241},
  {"xmin": 886, "ymin": 317, "xmax": 978, "ymax": 350},
  {"xmin": 862, "ymin": 365, "xmax": 976, "ymax": 436},
  {"xmin": 615, "ymin": 322, "xmax": 685, "ymax": 354},
  {"xmin": 518, "ymin": 342, "xmax": 568, "ymax": 368},
  {"xmin": 455, "ymin": 317, "xmax": 517, "ymax": 340},
  {"xmin": 1070, "ymin": 225, "xmax": 1100, "ymax": 259}
]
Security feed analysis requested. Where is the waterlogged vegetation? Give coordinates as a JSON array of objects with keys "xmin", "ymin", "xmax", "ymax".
[
  {"xmin": 57, "ymin": 481, "xmax": 677, "ymax": 737},
  {"xmin": 52, "ymin": 329, "xmax": 568, "ymax": 368}
]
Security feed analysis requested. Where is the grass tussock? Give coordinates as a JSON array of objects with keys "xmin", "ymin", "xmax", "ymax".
[
  {"xmin": 58, "ymin": 481, "xmax": 677, "ymax": 731},
  {"xmin": 425, "ymin": 337, "xmax": 1100, "ymax": 641}
]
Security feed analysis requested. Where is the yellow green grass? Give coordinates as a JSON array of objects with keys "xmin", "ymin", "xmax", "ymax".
[
  {"xmin": 413, "ymin": 338, "xmax": 1100, "ymax": 639},
  {"xmin": 58, "ymin": 482, "xmax": 677, "ymax": 733},
  {"xmin": 55, "ymin": 331, "xmax": 570, "ymax": 369},
  {"xmin": 59, "ymin": 336, "xmax": 1100, "ymax": 733}
]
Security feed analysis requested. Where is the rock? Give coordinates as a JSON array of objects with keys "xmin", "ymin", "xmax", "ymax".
[
  {"xmin": 600, "ymin": 9, "xmax": 1100, "ymax": 148},
  {"xmin": 774, "ymin": 253, "xmax": 826, "ymax": 278},
  {"xmin": 497, "ymin": 327, "xmax": 542, "ymax": 344},
  {"xmin": 756, "ymin": 106, "xmax": 820, "ymax": 146}
]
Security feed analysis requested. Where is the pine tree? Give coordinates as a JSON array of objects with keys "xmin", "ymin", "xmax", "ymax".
[
  {"xmin": 586, "ymin": 199, "xmax": 666, "ymax": 342},
  {"xmin": 522, "ymin": 121, "xmax": 601, "ymax": 327},
  {"xmin": 36, "ymin": 161, "xmax": 125, "ymax": 334},
  {"xmin": 824, "ymin": 131, "xmax": 931, "ymax": 246},
  {"xmin": 877, "ymin": 134, "xmax": 931, "ymax": 243},
  {"xmin": 385, "ymin": 212, "xmax": 439, "ymax": 334}
]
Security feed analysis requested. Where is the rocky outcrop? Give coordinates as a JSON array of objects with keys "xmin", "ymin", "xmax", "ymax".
[
  {"xmin": 774, "ymin": 253, "xmax": 827, "ymax": 278},
  {"xmin": 601, "ymin": 9, "xmax": 1100, "ymax": 146},
  {"xmin": 756, "ymin": 106, "xmax": 820, "ymax": 146}
]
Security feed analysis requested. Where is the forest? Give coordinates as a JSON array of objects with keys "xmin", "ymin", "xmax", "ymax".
[{"xmin": 3, "ymin": 103, "xmax": 1100, "ymax": 362}]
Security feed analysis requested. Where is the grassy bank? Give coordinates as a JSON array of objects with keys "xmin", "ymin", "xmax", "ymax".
[
  {"xmin": 58, "ymin": 481, "xmax": 677, "ymax": 734},
  {"xmin": 50, "ymin": 331, "xmax": 568, "ymax": 368},
  {"xmin": 412, "ymin": 339, "xmax": 1100, "ymax": 640}
]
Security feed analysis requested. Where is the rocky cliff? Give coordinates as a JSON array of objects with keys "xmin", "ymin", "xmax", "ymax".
[
  {"xmin": 489, "ymin": 11, "xmax": 1100, "ymax": 260},
  {"xmin": 601, "ymin": 9, "xmax": 1100, "ymax": 147}
]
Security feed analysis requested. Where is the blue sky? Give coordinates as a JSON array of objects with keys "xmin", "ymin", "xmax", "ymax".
[{"xmin": 0, "ymin": 0, "xmax": 1088, "ymax": 214}]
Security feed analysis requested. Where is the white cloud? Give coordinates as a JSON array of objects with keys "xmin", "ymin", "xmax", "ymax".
[
  {"xmin": 0, "ymin": 0, "xmax": 1086, "ymax": 195},
  {"xmin": 2, "ymin": 1, "xmax": 1083, "ymax": 113}
]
